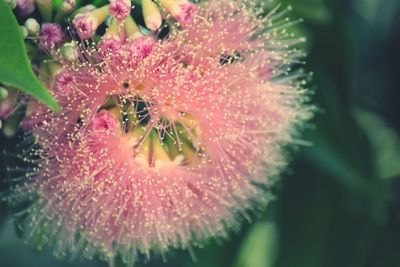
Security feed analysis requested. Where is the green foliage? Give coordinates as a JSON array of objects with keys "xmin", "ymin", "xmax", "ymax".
[
  {"xmin": 355, "ymin": 109, "xmax": 400, "ymax": 179},
  {"xmin": 0, "ymin": 1, "xmax": 59, "ymax": 111},
  {"xmin": 233, "ymin": 222, "xmax": 279, "ymax": 267}
]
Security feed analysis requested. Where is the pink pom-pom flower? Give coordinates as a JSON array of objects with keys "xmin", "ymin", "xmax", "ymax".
[
  {"xmin": 53, "ymin": 71, "xmax": 75, "ymax": 96},
  {"xmin": 90, "ymin": 109, "xmax": 118, "ymax": 134},
  {"xmin": 39, "ymin": 23, "xmax": 63, "ymax": 51},
  {"xmin": 126, "ymin": 35, "xmax": 157, "ymax": 58},
  {"xmin": 16, "ymin": 0, "xmax": 35, "ymax": 16},
  {"xmin": 8, "ymin": 1, "xmax": 313, "ymax": 266},
  {"xmin": 72, "ymin": 5, "xmax": 110, "ymax": 39},
  {"xmin": 109, "ymin": 0, "xmax": 131, "ymax": 21},
  {"xmin": 98, "ymin": 35, "xmax": 123, "ymax": 54},
  {"xmin": 72, "ymin": 14, "xmax": 98, "ymax": 40},
  {"xmin": 171, "ymin": 1, "xmax": 197, "ymax": 23}
]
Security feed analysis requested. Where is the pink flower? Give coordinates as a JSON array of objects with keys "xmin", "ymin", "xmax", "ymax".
[
  {"xmin": 16, "ymin": 0, "xmax": 34, "ymax": 16},
  {"xmin": 90, "ymin": 109, "xmax": 118, "ymax": 134},
  {"xmin": 72, "ymin": 14, "xmax": 97, "ymax": 40},
  {"xmin": 109, "ymin": 0, "xmax": 131, "ymax": 21},
  {"xmin": 126, "ymin": 36, "xmax": 156, "ymax": 59},
  {"xmin": 9, "ymin": 0, "xmax": 313, "ymax": 266},
  {"xmin": 39, "ymin": 23, "xmax": 63, "ymax": 51},
  {"xmin": 54, "ymin": 71, "xmax": 74, "ymax": 96},
  {"xmin": 98, "ymin": 36, "xmax": 123, "ymax": 54},
  {"xmin": 171, "ymin": 1, "xmax": 197, "ymax": 23}
]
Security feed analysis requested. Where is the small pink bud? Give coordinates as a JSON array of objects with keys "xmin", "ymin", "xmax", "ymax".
[
  {"xmin": 109, "ymin": 0, "xmax": 131, "ymax": 21},
  {"xmin": 172, "ymin": 1, "xmax": 197, "ymax": 23},
  {"xmin": 16, "ymin": 0, "xmax": 35, "ymax": 16},
  {"xmin": 98, "ymin": 36, "xmax": 123, "ymax": 54},
  {"xmin": 90, "ymin": 110, "xmax": 118, "ymax": 134},
  {"xmin": 126, "ymin": 36, "xmax": 156, "ymax": 59},
  {"xmin": 161, "ymin": 0, "xmax": 197, "ymax": 24},
  {"xmin": 39, "ymin": 23, "xmax": 63, "ymax": 51},
  {"xmin": 54, "ymin": 72, "xmax": 74, "ymax": 96},
  {"xmin": 72, "ymin": 14, "xmax": 98, "ymax": 40}
]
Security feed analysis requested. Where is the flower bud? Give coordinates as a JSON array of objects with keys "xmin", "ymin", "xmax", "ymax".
[
  {"xmin": 73, "ymin": 5, "xmax": 109, "ymax": 39},
  {"xmin": 91, "ymin": 109, "xmax": 118, "ymax": 134},
  {"xmin": 5, "ymin": 0, "xmax": 17, "ymax": 9},
  {"xmin": 109, "ymin": 0, "xmax": 131, "ymax": 21},
  {"xmin": 35, "ymin": 0, "xmax": 53, "ymax": 22},
  {"xmin": 39, "ymin": 23, "xmax": 63, "ymax": 51},
  {"xmin": 54, "ymin": 71, "xmax": 75, "ymax": 96},
  {"xmin": 0, "ymin": 87, "xmax": 8, "ymax": 101},
  {"xmin": 16, "ymin": 0, "xmax": 35, "ymax": 16},
  {"xmin": 24, "ymin": 18, "xmax": 40, "ymax": 36},
  {"xmin": 60, "ymin": 0, "xmax": 76, "ymax": 13},
  {"xmin": 73, "ymin": 14, "xmax": 97, "ymax": 40},
  {"xmin": 142, "ymin": 0, "xmax": 162, "ymax": 31},
  {"xmin": 60, "ymin": 42, "xmax": 79, "ymax": 62},
  {"xmin": 126, "ymin": 36, "xmax": 156, "ymax": 59},
  {"xmin": 20, "ymin": 25, "xmax": 28, "ymax": 38},
  {"xmin": 98, "ymin": 36, "xmax": 122, "ymax": 54},
  {"xmin": 160, "ymin": 0, "xmax": 197, "ymax": 24}
]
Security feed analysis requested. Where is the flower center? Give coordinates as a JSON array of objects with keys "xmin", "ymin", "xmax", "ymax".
[{"xmin": 97, "ymin": 94, "xmax": 203, "ymax": 170}]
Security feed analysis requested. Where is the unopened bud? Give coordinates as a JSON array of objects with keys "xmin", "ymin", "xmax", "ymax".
[
  {"xmin": 142, "ymin": 0, "xmax": 162, "ymax": 31},
  {"xmin": 5, "ymin": 0, "xmax": 17, "ymax": 9},
  {"xmin": 35, "ymin": 0, "xmax": 53, "ymax": 22},
  {"xmin": 160, "ymin": 0, "xmax": 197, "ymax": 24},
  {"xmin": 73, "ymin": 5, "xmax": 109, "ymax": 39},
  {"xmin": 16, "ymin": 0, "xmax": 35, "ymax": 16},
  {"xmin": 39, "ymin": 23, "xmax": 63, "ymax": 51},
  {"xmin": 61, "ymin": 42, "xmax": 79, "ymax": 62},
  {"xmin": 24, "ymin": 18, "xmax": 40, "ymax": 36},
  {"xmin": 60, "ymin": 0, "xmax": 76, "ymax": 13},
  {"xmin": 0, "ymin": 87, "xmax": 8, "ymax": 101},
  {"xmin": 109, "ymin": 0, "xmax": 131, "ymax": 21},
  {"xmin": 54, "ymin": 71, "xmax": 75, "ymax": 96},
  {"xmin": 20, "ymin": 25, "xmax": 28, "ymax": 38}
]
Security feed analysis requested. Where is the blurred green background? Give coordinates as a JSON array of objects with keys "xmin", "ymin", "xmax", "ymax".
[{"xmin": 1, "ymin": 0, "xmax": 400, "ymax": 266}]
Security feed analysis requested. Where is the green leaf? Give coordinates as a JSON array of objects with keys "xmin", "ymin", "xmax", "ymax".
[
  {"xmin": 233, "ymin": 222, "xmax": 279, "ymax": 267},
  {"xmin": 0, "ymin": 1, "xmax": 59, "ymax": 111},
  {"xmin": 354, "ymin": 109, "xmax": 400, "ymax": 179}
]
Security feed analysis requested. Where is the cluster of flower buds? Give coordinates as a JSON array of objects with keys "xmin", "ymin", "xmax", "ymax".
[
  {"xmin": 1, "ymin": 0, "xmax": 197, "ymax": 136},
  {"xmin": 72, "ymin": 0, "xmax": 196, "ymax": 41}
]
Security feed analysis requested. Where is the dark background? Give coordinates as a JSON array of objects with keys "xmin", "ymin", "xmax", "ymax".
[{"xmin": 1, "ymin": 0, "xmax": 400, "ymax": 266}]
